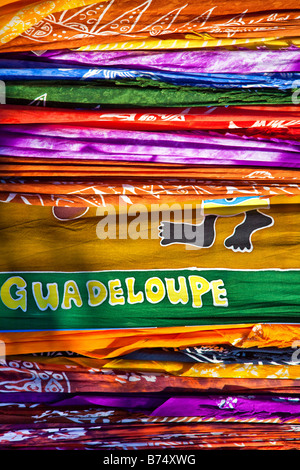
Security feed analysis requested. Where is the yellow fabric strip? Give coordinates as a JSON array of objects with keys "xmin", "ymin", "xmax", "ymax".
[
  {"xmin": 0, "ymin": 0, "xmax": 108, "ymax": 45},
  {"xmin": 75, "ymin": 36, "xmax": 300, "ymax": 51},
  {"xmin": 102, "ymin": 359, "xmax": 300, "ymax": 379},
  {"xmin": 0, "ymin": 199, "xmax": 299, "ymax": 273}
]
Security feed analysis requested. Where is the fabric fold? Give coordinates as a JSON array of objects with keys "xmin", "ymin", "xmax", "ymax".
[{"xmin": 10, "ymin": 48, "xmax": 300, "ymax": 73}]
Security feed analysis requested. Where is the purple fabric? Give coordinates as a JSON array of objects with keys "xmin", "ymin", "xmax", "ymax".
[
  {"xmin": 151, "ymin": 395, "xmax": 300, "ymax": 417},
  {"xmin": 2, "ymin": 124, "xmax": 300, "ymax": 152},
  {"xmin": 53, "ymin": 395, "xmax": 165, "ymax": 409},
  {"xmin": 2, "ymin": 146, "xmax": 300, "ymax": 167},
  {"xmin": 1, "ymin": 125, "xmax": 299, "ymax": 167},
  {"xmin": 3, "ymin": 393, "xmax": 300, "ymax": 422},
  {"xmin": 21, "ymin": 48, "xmax": 300, "ymax": 73},
  {"xmin": 0, "ymin": 392, "xmax": 70, "ymax": 403}
]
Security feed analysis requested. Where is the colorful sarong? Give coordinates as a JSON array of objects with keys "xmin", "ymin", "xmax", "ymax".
[
  {"xmin": 1, "ymin": 0, "xmax": 299, "ymax": 52},
  {"xmin": 0, "ymin": 197, "xmax": 299, "ymax": 330},
  {"xmin": 9, "ymin": 48, "xmax": 300, "ymax": 73}
]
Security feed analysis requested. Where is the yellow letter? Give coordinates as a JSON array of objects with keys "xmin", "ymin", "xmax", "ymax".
[
  {"xmin": 188, "ymin": 275, "xmax": 210, "ymax": 308},
  {"xmin": 125, "ymin": 277, "xmax": 144, "ymax": 304},
  {"xmin": 108, "ymin": 279, "xmax": 125, "ymax": 305},
  {"xmin": 165, "ymin": 277, "xmax": 189, "ymax": 304},
  {"xmin": 0, "ymin": 276, "xmax": 27, "ymax": 312},
  {"xmin": 32, "ymin": 282, "xmax": 59, "ymax": 311},
  {"xmin": 87, "ymin": 280, "xmax": 108, "ymax": 307},
  {"xmin": 211, "ymin": 279, "xmax": 228, "ymax": 307},
  {"xmin": 61, "ymin": 280, "xmax": 83, "ymax": 309},
  {"xmin": 145, "ymin": 277, "xmax": 165, "ymax": 304}
]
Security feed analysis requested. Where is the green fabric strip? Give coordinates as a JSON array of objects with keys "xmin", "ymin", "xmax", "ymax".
[
  {"xmin": 4, "ymin": 80, "xmax": 293, "ymax": 108},
  {"xmin": 0, "ymin": 269, "xmax": 299, "ymax": 330}
]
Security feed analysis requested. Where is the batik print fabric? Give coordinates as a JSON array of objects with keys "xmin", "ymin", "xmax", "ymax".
[
  {"xmin": 7, "ymin": 353, "xmax": 300, "ymax": 385},
  {"xmin": 7, "ymin": 351, "xmax": 300, "ymax": 380},
  {"xmin": 122, "ymin": 345, "xmax": 300, "ymax": 365},
  {"xmin": 2, "ymin": 406, "xmax": 300, "ymax": 450},
  {"xmin": 2, "ymin": 356, "xmax": 300, "ymax": 450}
]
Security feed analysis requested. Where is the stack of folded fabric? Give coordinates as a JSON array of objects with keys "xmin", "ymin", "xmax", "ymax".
[{"xmin": 0, "ymin": 0, "xmax": 300, "ymax": 453}]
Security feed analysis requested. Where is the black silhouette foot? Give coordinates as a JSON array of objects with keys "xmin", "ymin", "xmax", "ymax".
[
  {"xmin": 158, "ymin": 215, "xmax": 218, "ymax": 248},
  {"xmin": 224, "ymin": 209, "xmax": 274, "ymax": 252}
]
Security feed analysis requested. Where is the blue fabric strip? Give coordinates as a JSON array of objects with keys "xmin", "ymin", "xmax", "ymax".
[{"xmin": 0, "ymin": 59, "xmax": 299, "ymax": 89}]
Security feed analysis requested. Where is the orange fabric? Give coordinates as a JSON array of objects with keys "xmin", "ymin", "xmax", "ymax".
[
  {"xmin": 0, "ymin": 0, "xmax": 107, "ymax": 46},
  {"xmin": 0, "ymin": 0, "xmax": 299, "ymax": 52},
  {"xmin": 0, "ymin": 161, "xmax": 300, "ymax": 181},
  {"xmin": 1, "ymin": 175, "xmax": 300, "ymax": 207},
  {"xmin": 1, "ymin": 164, "xmax": 300, "ymax": 181},
  {"xmin": 0, "ymin": 0, "xmax": 22, "ymax": 7},
  {"xmin": 1, "ymin": 323, "xmax": 300, "ymax": 357}
]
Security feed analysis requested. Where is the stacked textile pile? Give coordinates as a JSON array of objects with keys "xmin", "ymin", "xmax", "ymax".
[{"xmin": 0, "ymin": 0, "xmax": 300, "ymax": 452}]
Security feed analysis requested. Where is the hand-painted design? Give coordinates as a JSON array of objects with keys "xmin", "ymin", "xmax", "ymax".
[
  {"xmin": 244, "ymin": 171, "xmax": 275, "ymax": 180},
  {"xmin": 32, "ymin": 351, "xmax": 81, "ymax": 357},
  {"xmin": 75, "ymin": 35, "xmax": 287, "ymax": 51},
  {"xmin": 0, "ymin": 360, "xmax": 71, "ymax": 393},
  {"xmin": 29, "ymin": 93, "xmax": 48, "ymax": 106},
  {"xmin": 52, "ymin": 206, "xmax": 89, "ymax": 220},
  {"xmin": 21, "ymin": 0, "xmax": 153, "ymax": 40},
  {"xmin": 0, "ymin": 430, "xmax": 33, "ymax": 443},
  {"xmin": 0, "ymin": 0, "xmax": 108, "ymax": 47},
  {"xmin": 33, "ymin": 408, "xmax": 117, "ymax": 424},
  {"xmin": 224, "ymin": 209, "xmax": 274, "ymax": 252},
  {"xmin": 213, "ymin": 9, "xmax": 249, "ymax": 37},
  {"xmin": 22, "ymin": 21, "xmax": 54, "ymax": 40},
  {"xmin": 95, "ymin": 0, "xmax": 152, "ymax": 36},
  {"xmin": 13, "ymin": 0, "xmax": 299, "ymax": 51},
  {"xmin": 47, "ymin": 427, "xmax": 87, "ymax": 440},
  {"xmin": 176, "ymin": 7, "xmax": 217, "ymax": 33},
  {"xmin": 98, "ymin": 112, "xmax": 189, "ymax": 122},
  {"xmin": 208, "ymin": 10, "xmax": 291, "ymax": 38},
  {"xmin": 139, "ymin": 4, "xmax": 188, "ymax": 36},
  {"xmin": 2, "ymin": 181, "xmax": 300, "ymax": 209},
  {"xmin": 0, "ymin": 422, "xmax": 299, "ymax": 449},
  {"xmin": 159, "ymin": 196, "xmax": 274, "ymax": 252},
  {"xmin": 172, "ymin": 344, "xmax": 300, "ymax": 365},
  {"xmin": 20, "ymin": 4, "xmax": 100, "ymax": 40},
  {"xmin": 81, "ymin": 0, "xmax": 116, "ymax": 35},
  {"xmin": 137, "ymin": 111, "xmax": 189, "ymax": 122},
  {"xmin": 80, "ymin": 68, "xmax": 138, "ymax": 79}
]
